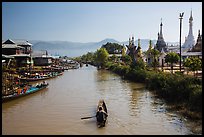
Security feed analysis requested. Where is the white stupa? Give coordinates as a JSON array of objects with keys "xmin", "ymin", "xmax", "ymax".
[{"xmin": 182, "ymin": 10, "xmax": 195, "ymax": 52}]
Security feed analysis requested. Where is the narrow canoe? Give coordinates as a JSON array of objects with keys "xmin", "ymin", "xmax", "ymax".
[
  {"xmin": 2, "ymin": 83, "xmax": 49, "ymax": 103},
  {"xmin": 96, "ymin": 99, "xmax": 108, "ymax": 127}
]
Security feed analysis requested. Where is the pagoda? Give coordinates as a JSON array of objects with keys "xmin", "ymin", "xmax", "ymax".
[
  {"xmin": 191, "ymin": 30, "xmax": 202, "ymax": 52},
  {"xmin": 182, "ymin": 10, "xmax": 195, "ymax": 52},
  {"xmin": 155, "ymin": 19, "xmax": 167, "ymax": 52}
]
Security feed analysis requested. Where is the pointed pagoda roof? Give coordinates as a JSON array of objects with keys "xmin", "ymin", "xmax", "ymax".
[
  {"xmin": 182, "ymin": 10, "xmax": 195, "ymax": 51},
  {"xmin": 155, "ymin": 18, "xmax": 167, "ymax": 52},
  {"xmin": 159, "ymin": 18, "xmax": 164, "ymax": 39},
  {"xmin": 191, "ymin": 30, "xmax": 202, "ymax": 52}
]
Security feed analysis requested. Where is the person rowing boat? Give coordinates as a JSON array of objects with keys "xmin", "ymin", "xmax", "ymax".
[
  {"xmin": 80, "ymin": 99, "xmax": 108, "ymax": 127},
  {"xmin": 96, "ymin": 99, "xmax": 108, "ymax": 127}
]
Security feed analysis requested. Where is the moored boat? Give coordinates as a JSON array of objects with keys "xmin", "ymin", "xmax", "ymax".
[
  {"xmin": 19, "ymin": 72, "xmax": 62, "ymax": 81},
  {"xmin": 96, "ymin": 99, "xmax": 108, "ymax": 127},
  {"xmin": 19, "ymin": 76, "xmax": 50, "ymax": 81},
  {"xmin": 2, "ymin": 82, "xmax": 49, "ymax": 103}
]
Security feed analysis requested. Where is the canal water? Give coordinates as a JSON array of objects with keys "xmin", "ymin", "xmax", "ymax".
[{"xmin": 2, "ymin": 65, "xmax": 196, "ymax": 135}]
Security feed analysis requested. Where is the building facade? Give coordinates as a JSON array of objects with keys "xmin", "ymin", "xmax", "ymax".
[{"xmin": 2, "ymin": 39, "xmax": 33, "ymax": 67}]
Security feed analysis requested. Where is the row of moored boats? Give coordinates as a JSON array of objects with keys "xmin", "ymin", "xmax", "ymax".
[{"xmin": 2, "ymin": 71, "xmax": 63, "ymax": 103}]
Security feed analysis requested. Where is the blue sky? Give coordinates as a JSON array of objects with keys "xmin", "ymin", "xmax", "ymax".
[{"xmin": 2, "ymin": 2, "xmax": 202, "ymax": 43}]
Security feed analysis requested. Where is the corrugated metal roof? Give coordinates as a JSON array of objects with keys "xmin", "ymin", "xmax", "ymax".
[
  {"xmin": 2, "ymin": 39, "xmax": 32, "ymax": 46},
  {"xmin": 31, "ymin": 50, "xmax": 48, "ymax": 58},
  {"xmin": 10, "ymin": 54, "xmax": 31, "ymax": 57},
  {"xmin": 2, "ymin": 44, "xmax": 25, "ymax": 49},
  {"xmin": 15, "ymin": 40, "xmax": 32, "ymax": 46},
  {"xmin": 2, "ymin": 54, "xmax": 14, "ymax": 59},
  {"xmin": 181, "ymin": 52, "xmax": 202, "ymax": 56}
]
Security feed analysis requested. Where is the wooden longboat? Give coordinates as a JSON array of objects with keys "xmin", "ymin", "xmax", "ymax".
[
  {"xmin": 19, "ymin": 76, "xmax": 50, "ymax": 81},
  {"xmin": 96, "ymin": 99, "xmax": 108, "ymax": 127},
  {"xmin": 2, "ymin": 83, "xmax": 49, "ymax": 103},
  {"xmin": 19, "ymin": 72, "xmax": 63, "ymax": 81}
]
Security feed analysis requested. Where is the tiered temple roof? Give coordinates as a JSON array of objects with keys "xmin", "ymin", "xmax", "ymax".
[{"xmin": 155, "ymin": 19, "xmax": 167, "ymax": 52}]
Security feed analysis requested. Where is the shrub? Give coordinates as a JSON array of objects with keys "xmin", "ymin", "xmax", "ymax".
[
  {"xmin": 107, "ymin": 61, "xmax": 202, "ymax": 113},
  {"xmin": 188, "ymin": 85, "xmax": 202, "ymax": 112}
]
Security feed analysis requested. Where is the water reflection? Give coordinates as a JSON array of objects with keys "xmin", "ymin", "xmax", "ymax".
[{"xmin": 127, "ymin": 83, "xmax": 145, "ymax": 117}]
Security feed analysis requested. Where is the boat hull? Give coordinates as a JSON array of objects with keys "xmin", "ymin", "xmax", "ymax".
[
  {"xmin": 19, "ymin": 72, "xmax": 63, "ymax": 81},
  {"xmin": 96, "ymin": 99, "xmax": 108, "ymax": 127},
  {"xmin": 2, "ymin": 84, "xmax": 48, "ymax": 103},
  {"xmin": 19, "ymin": 77, "xmax": 50, "ymax": 81}
]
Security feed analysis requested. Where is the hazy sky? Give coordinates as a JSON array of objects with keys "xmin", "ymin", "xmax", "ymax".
[{"xmin": 2, "ymin": 2, "xmax": 202, "ymax": 43}]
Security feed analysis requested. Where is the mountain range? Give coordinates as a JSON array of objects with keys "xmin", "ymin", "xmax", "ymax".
[{"xmin": 31, "ymin": 38, "xmax": 178, "ymax": 57}]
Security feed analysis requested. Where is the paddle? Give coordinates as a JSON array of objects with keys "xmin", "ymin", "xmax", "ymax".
[{"xmin": 81, "ymin": 116, "xmax": 95, "ymax": 119}]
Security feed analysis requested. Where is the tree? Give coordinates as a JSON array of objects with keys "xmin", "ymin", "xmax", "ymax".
[
  {"xmin": 150, "ymin": 49, "xmax": 160, "ymax": 70},
  {"xmin": 94, "ymin": 48, "xmax": 109, "ymax": 68},
  {"xmin": 183, "ymin": 57, "xmax": 202, "ymax": 76},
  {"xmin": 122, "ymin": 46, "xmax": 126, "ymax": 57},
  {"xmin": 72, "ymin": 56, "xmax": 81, "ymax": 63},
  {"xmin": 101, "ymin": 42, "xmax": 123, "ymax": 54},
  {"xmin": 109, "ymin": 54, "xmax": 118, "ymax": 62},
  {"xmin": 165, "ymin": 52, "xmax": 179, "ymax": 73},
  {"xmin": 183, "ymin": 57, "xmax": 191, "ymax": 75},
  {"xmin": 122, "ymin": 54, "xmax": 132, "ymax": 66},
  {"xmin": 134, "ymin": 58, "xmax": 145, "ymax": 70}
]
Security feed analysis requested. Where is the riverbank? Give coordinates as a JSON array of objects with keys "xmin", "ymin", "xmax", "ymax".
[
  {"xmin": 104, "ymin": 62, "xmax": 202, "ymax": 133},
  {"xmin": 165, "ymin": 104, "xmax": 202, "ymax": 135}
]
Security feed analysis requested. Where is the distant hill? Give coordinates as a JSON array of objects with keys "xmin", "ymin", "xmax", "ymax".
[
  {"xmin": 31, "ymin": 38, "xmax": 178, "ymax": 57},
  {"xmin": 31, "ymin": 38, "xmax": 120, "ymax": 57}
]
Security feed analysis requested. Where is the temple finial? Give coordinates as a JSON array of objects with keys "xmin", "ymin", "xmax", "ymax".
[{"xmin": 160, "ymin": 18, "xmax": 163, "ymax": 26}]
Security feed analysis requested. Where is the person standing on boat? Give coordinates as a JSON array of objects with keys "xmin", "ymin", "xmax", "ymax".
[
  {"xmin": 96, "ymin": 106, "xmax": 108, "ymax": 124},
  {"xmin": 23, "ymin": 86, "xmax": 27, "ymax": 94},
  {"xmin": 42, "ymin": 81, "xmax": 46, "ymax": 86},
  {"xmin": 17, "ymin": 88, "xmax": 22, "ymax": 95}
]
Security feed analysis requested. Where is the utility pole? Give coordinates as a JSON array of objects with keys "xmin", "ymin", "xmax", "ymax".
[{"xmin": 179, "ymin": 12, "xmax": 184, "ymax": 72}]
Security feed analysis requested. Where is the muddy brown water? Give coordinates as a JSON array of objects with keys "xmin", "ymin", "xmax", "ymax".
[{"xmin": 2, "ymin": 65, "xmax": 199, "ymax": 135}]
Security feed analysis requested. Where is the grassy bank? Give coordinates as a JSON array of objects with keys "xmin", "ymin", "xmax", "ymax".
[{"xmin": 105, "ymin": 62, "xmax": 202, "ymax": 120}]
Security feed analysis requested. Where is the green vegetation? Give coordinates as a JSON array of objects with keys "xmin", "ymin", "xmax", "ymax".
[
  {"xmin": 80, "ymin": 52, "xmax": 95, "ymax": 63},
  {"xmin": 165, "ymin": 52, "xmax": 180, "ymax": 73},
  {"xmin": 121, "ymin": 54, "xmax": 132, "ymax": 66},
  {"xmin": 73, "ymin": 47, "xmax": 109, "ymax": 68},
  {"xmin": 77, "ymin": 42, "xmax": 202, "ymax": 119},
  {"xmin": 105, "ymin": 61, "xmax": 202, "ymax": 114},
  {"xmin": 183, "ymin": 57, "xmax": 202, "ymax": 76},
  {"xmin": 101, "ymin": 42, "xmax": 124, "ymax": 54},
  {"xmin": 150, "ymin": 49, "xmax": 160, "ymax": 70},
  {"xmin": 146, "ymin": 48, "xmax": 160, "ymax": 70},
  {"xmin": 94, "ymin": 48, "xmax": 109, "ymax": 68}
]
